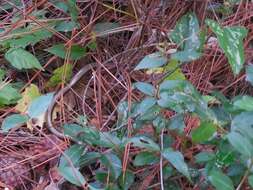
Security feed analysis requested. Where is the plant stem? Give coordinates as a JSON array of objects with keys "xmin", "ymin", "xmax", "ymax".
[
  {"xmin": 160, "ymin": 128, "xmax": 165, "ymax": 190},
  {"xmin": 236, "ymin": 158, "xmax": 253, "ymax": 190}
]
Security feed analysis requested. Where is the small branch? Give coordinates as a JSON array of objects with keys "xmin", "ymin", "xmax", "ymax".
[
  {"xmin": 160, "ymin": 128, "xmax": 165, "ymax": 190},
  {"xmin": 236, "ymin": 159, "xmax": 253, "ymax": 190}
]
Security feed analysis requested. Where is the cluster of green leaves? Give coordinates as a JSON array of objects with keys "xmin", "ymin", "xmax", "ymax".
[
  {"xmin": 1, "ymin": 2, "xmax": 253, "ymax": 189},
  {"xmin": 56, "ymin": 12, "xmax": 253, "ymax": 189}
]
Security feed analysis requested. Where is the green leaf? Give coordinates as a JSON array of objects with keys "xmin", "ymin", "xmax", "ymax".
[
  {"xmin": 134, "ymin": 82, "xmax": 156, "ymax": 96},
  {"xmin": 162, "ymin": 148, "xmax": 190, "ymax": 179},
  {"xmin": 66, "ymin": 0, "xmax": 78, "ymax": 22},
  {"xmin": 93, "ymin": 22, "xmax": 120, "ymax": 35},
  {"xmin": 27, "ymin": 93, "xmax": 54, "ymax": 118},
  {"xmin": 100, "ymin": 153, "xmax": 122, "ymax": 180},
  {"xmin": 51, "ymin": 1, "xmax": 68, "ymax": 12},
  {"xmin": 63, "ymin": 123, "xmax": 86, "ymax": 141},
  {"xmin": 64, "ymin": 124, "xmax": 100, "ymax": 145},
  {"xmin": 227, "ymin": 131, "xmax": 253, "ymax": 157},
  {"xmin": 97, "ymin": 132, "xmax": 121, "ymax": 148},
  {"xmin": 133, "ymin": 152, "xmax": 159, "ymax": 166},
  {"xmin": 231, "ymin": 111, "xmax": 253, "ymax": 141},
  {"xmin": 134, "ymin": 52, "xmax": 168, "ymax": 70},
  {"xmin": 158, "ymin": 80, "xmax": 214, "ymax": 120},
  {"xmin": 0, "ymin": 83, "xmax": 21, "ymax": 106},
  {"xmin": 206, "ymin": 19, "xmax": 248, "ymax": 75},
  {"xmin": 79, "ymin": 152, "xmax": 101, "ymax": 167},
  {"xmin": 216, "ymin": 151, "xmax": 235, "ymax": 167},
  {"xmin": 58, "ymin": 166, "xmax": 86, "ymax": 187},
  {"xmin": 248, "ymin": 175, "xmax": 253, "ymax": 188},
  {"xmin": 191, "ymin": 122, "xmax": 216, "ymax": 143},
  {"xmin": 171, "ymin": 49, "xmax": 201, "ymax": 62},
  {"xmin": 127, "ymin": 136, "xmax": 160, "ymax": 152},
  {"xmin": 164, "ymin": 59, "xmax": 185, "ymax": 80},
  {"xmin": 194, "ymin": 152, "xmax": 215, "ymax": 163},
  {"xmin": 1, "ymin": 114, "xmax": 28, "ymax": 132},
  {"xmin": 169, "ymin": 114, "xmax": 185, "ymax": 134},
  {"xmin": 59, "ymin": 144, "xmax": 84, "ymax": 168},
  {"xmin": 46, "ymin": 64, "xmax": 73, "ymax": 87},
  {"xmin": 119, "ymin": 171, "xmax": 134, "ymax": 190},
  {"xmin": 46, "ymin": 44, "xmax": 86, "ymax": 60},
  {"xmin": 55, "ymin": 20, "xmax": 79, "ymax": 32},
  {"xmin": 233, "ymin": 96, "xmax": 253, "ymax": 111},
  {"xmin": 1, "ymin": 28, "xmax": 52, "ymax": 48},
  {"xmin": 246, "ymin": 64, "xmax": 253, "ymax": 86},
  {"xmin": 136, "ymin": 97, "xmax": 156, "ymax": 115},
  {"xmin": 208, "ymin": 170, "xmax": 234, "ymax": 190},
  {"xmin": 5, "ymin": 48, "xmax": 43, "ymax": 70},
  {"xmin": 170, "ymin": 12, "xmax": 200, "ymax": 50}
]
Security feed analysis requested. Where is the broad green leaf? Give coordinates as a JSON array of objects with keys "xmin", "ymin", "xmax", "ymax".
[
  {"xmin": 127, "ymin": 136, "xmax": 160, "ymax": 151},
  {"xmin": 95, "ymin": 170, "xmax": 108, "ymax": 183},
  {"xmin": 93, "ymin": 22, "xmax": 120, "ymax": 35},
  {"xmin": 5, "ymin": 48, "xmax": 43, "ymax": 70},
  {"xmin": 51, "ymin": 1, "xmax": 68, "ymax": 12},
  {"xmin": 168, "ymin": 114, "xmax": 185, "ymax": 134},
  {"xmin": 55, "ymin": 20, "xmax": 79, "ymax": 32},
  {"xmin": 162, "ymin": 148, "xmax": 190, "ymax": 179},
  {"xmin": 79, "ymin": 152, "xmax": 101, "ymax": 167},
  {"xmin": 227, "ymin": 131, "xmax": 253, "ymax": 157},
  {"xmin": 59, "ymin": 144, "xmax": 84, "ymax": 168},
  {"xmin": 98, "ymin": 132, "xmax": 121, "ymax": 148},
  {"xmin": 206, "ymin": 19, "xmax": 248, "ymax": 75},
  {"xmin": 119, "ymin": 171, "xmax": 134, "ymax": 190},
  {"xmin": 164, "ymin": 59, "xmax": 185, "ymax": 80},
  {"xmin": 66, "ymin": 0, "xmax": 78, "ymax": 22},
  {"xmin": 170, "ymin": 12, "xmax": 200, "ymax": 50},
  {"xmin": 27, "ymin": 93, "xmax": 54, "ymax": 119},
  {"xmin": 162, "ymin": 166, "xmax": 174, "ymax": 180},
  {"xmin": 0, "ymin": 83, "xmax": 21, "ymax": 106},
  {"xmin": 136, "ymin": 104, "xmax": 161, "ymax": 121},
  {"xmin": 1, "ymin": 114, "xmax": 28, "ymax": 132},
  {"xmin": 216, "ymin": 151, "xmax": 235, "ymax": 167},
  {"xmin": 15, "ymin": 84, "xmax": 40, "ymax": 113},
  {"xmin": 134, "ymin": 82, "xmax": 155, "ymax": 96},
  {"xmin": 194, "ymin": 152, "xmax": 215, "ymax": 163},
  {"xmin": 248, "ymin": 175, "xmax": 253, "ymax": 188},
  {"xmin": 134, "ymin": 52, "xmax": 168, "ymax": 70},
  {"xmin": 246, "ymin": 64, "xmax": 253, "ymax": 86},
  {"xmin": 191, "ymin": 122, "xmax": 216, "ymax": 143},
  {"xmin": 233, "ymin": 96, "xmax": 253, "ymax": 111},
  {"xmin": 46, "ymin": 44, "xmax": 86, "ymax": 60},
  {"xmin": 136, "ymin": 97, "xmax": 156, "ymax": 115},
  {"xmin": 58, "ymin": 166, "xmax": 86, "ymax": 187},
  {"xmin": 171, "ymin": 49, "xmax": 201, "ymax": 62},
  {"xmin": 208, "ymin": 170, "xmax": 234, "ymax": 190},
  {"xmin": 158, "ymin": 80, "xmax": 214, "ymax": 120},
  {"xmin": 63, "ymin": 123, "xmax": 86, "ymax": 141},
  {"xmin": 1, "ymin": 28, "xmax": 52, "ymax": 48},
  {"xmin": 133, "ymin": 152, "xmax": 159, "ymax": 166},
  {"xmin": 64, "ymin": 124, "xmax": 100, "ymax": 145},
  {"xmin": 46, "ymin": 64, "xmax": 73, "ymax": 87},
  {"xmin": 231, "ymin": 111, "xmax": 253, "ymax": 141},
  {"xmin": 100, "ymin": 153, "xmax": 122, "ymax": 180},
  {"xmin": 153, "ymin": 116, "xmax": 167, "ymax": 132}
]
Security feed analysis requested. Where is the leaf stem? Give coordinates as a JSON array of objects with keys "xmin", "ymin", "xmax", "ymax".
[
  {"xmin": 160, "ymin": 128, "xmax": 165, "ymax": 190},
  {"xmin": 236, "ymin": 158, "xmax": 253, "ymax": 190}
]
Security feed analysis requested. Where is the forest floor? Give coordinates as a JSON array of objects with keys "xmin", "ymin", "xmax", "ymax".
[{"xmin": 0, "ymin": 1, "xmax": 253, "ymax": 190}]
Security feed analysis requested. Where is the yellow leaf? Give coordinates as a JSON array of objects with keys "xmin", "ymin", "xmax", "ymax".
[
  {"xmin": 15, "ymin": 84, "xmax": 40, "ymax": 113},
  {"xmin": 165, "ymin": 59, "xmax": 186, "ymax": 80}
]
